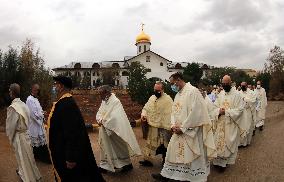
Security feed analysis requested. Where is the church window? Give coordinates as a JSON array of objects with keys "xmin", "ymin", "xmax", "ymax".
[
  {"xmin": 112, "ymin": 63, "xmax": 120, "ymax": 68},
  {"xmin": 139, "ymin": 46, "xmax": 141, "ymax": 52},
  {"xmin": 75, "ymin": 71, "xmax": 80, "ymax": 77},
  {"xmin": 146, "ymin": 55, "xmax": 150, "ymax": 62},
  {"xmin": 93, "ymin": 72, "xmax": 96, "ymax": 76},
  {"xmin": 144, "ymin": 45, "xmax": 146, "ymax": 52},
  {"xmin": 93, "ymin": 80, "xmax": 96, "ymax": 86},
  {"xmin": 92, "ymin": 63, "xmax": 100, "ymax": 69},
  {"xmin": 74, "ymin": 63, "xmax": 81, "ymax": 69},
  {"xmin": 160, "ymin": 62, "xmax": 163, "ymax": 66}
]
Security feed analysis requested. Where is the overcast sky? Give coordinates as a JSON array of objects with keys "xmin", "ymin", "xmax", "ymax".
[{"xmin": 0, "ymin": 0, "xmax": 283, "ymax": 70}]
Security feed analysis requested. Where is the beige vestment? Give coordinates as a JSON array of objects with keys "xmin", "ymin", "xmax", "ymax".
[
  {"xmin": 161, "ymin": 83, "xmax": 216, "ymax": 182},
  {"xmin": 239, "ymin": 89, "xmax": 257, "ymax": 146},
  {"xmin": 97, "ymin": 93, "xmax": 141, "ymax": 172},
  {"xmin": 6, "ymin": 98, "xmax": 41, "ymax": 182},
  {"xmin": 141, "ymin": 93, "xmax": 173, "ymax": 160},
  {"xmin": 212, "ymin": 89, "xmax": 245, "ymax": 167}
]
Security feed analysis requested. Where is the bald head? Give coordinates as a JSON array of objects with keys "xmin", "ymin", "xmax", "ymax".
[
  {"xmin": 241, "ymin": 82, "xmax": 247, "ymax": 86},
  {"xmin": 222, "ymin": 75, "xmax": 231, "ymax": 84},
  {"xmin": 99, "ymin": 85, "xmax": 112, "ymax": 101},
  {"xmin": 222, "ymin": 75, "xmax": 232, "ymax": 92},
  {"xmin": 9, "ymin": 83, "xmax": 21, "ymax": 99},
  {"xmin": 31, "ymin": 84, "xmax": 40, "ymax": 97},
  {"xmin": 154, "ymin": 82, "xmax": 164, "ymax": 91}
]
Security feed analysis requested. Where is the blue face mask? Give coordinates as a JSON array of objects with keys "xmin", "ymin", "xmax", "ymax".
[{"xmin": 171, "ymin": 84, "xmax": 179, "ymax": 93}]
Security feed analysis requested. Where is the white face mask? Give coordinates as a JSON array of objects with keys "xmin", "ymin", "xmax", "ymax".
[{"xmin": 257, "ymin": 85, "xmax": 261, "ymax": 89}]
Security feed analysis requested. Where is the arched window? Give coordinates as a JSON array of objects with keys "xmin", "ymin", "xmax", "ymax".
[
  {"xmin": 160, "ymin": 62, "xmax": 164, "ymax": 66},
  {"xmin": 146, "ymin": 56, "xmax": 150, "ymax": 62},
  {"xmin": 84, "ymin": 71, "xmax": 90, "ymax": 76},
  {"xmin": 75, "ymin": 71, "xmax": 81, "ymax": 77},
  {"xmin": 139, "ymin": 46, "xmax": 141, "ymax": 52},
  {"xmin": 122, "ymin": 71, "xmax": 129, "ymax": 76},
  {"xmin": 112, "ymin": 63, "xmax": 120, "ymax": 68},
  {"xmin": 93, "ymin": 72, "xmax": 96, "ymax": 76},
  {"xmin": 144, "ymin": 45, "xmax": 146, "ymax": 52},
  {"xmin": 65, "ymin": 71, "xmax": 71, "ymax": 76},
  {"xmin": 74, "ymin": 63, "xmax": 81, "ymax": 69},
  {"xmin": 175, "ymin": 63, "xmax": 182, "ymax": 69},
  {"xmin": 92, "ymin": 63, "xmax": 100, "ymax": 69}
]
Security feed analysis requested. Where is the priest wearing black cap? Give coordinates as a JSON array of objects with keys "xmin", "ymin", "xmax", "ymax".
[{"xmin": 47, "ymin": 76, "xmax": 105, "ymax": 182}]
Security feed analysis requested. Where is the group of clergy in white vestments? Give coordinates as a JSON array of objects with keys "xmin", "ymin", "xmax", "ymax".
[{"xmin": 5, "ymin": 72, "xmax": 267, "ymax": 182}]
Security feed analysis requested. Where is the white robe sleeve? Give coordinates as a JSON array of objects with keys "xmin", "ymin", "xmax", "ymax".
[
  {"xmin": 26, "ymin": 98, "xmax": 43, "ymax": 125},
  {"xmin": 225, "ymin": 94, "xmax": 245, "ymax": 124},
  {"xmin": 180, "ymin": 90, "xmax": 210, "ymax": 137}
]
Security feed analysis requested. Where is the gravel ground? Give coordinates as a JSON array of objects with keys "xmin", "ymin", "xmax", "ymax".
[{"xmin": 0, "ymin": 101, "xmax": 283, "ymax": 182}]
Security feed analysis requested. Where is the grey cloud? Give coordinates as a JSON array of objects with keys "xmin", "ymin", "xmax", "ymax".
[
  {"xmin": 124, "ymin": 2, "xmax": 150, "ymax": 17},
  {"xmin": 48, "ymin": 0, "xmax": 85, "ymax": 21},
  {"xmin": 193, "ymin": 33, "xmax": 267, "ymax": 69},
  {"xmin": 200, "ymin": 0, "xmax": 272, "ymax": 33}
]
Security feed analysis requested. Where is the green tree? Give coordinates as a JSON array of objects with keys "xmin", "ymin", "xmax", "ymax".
[
  {"xmin": 101, "ymin": 68, "xmax": 118, "ymax": 86},
  {"xmin": 0, "ymin": 46, "xmax": 20, "ymax": 107},
  {"xmin": 231, "ymin": 70, "xmax": 253, "ymax": 86},
  {"xmin": 264, "ymin": 45, "xmax": 284, "ymax": 99},
  {"xmin": 127, "ymin": 62, "xmax": 149, "ymax": 105},
  {"xmin": 81, "ymin": 71, "xmax": 91, "ymax": 89},
  {"xmin": 206, "ymin": 67, "xmax": 235, "ymax": 85},
  {"xmin": 70, "ymin": 74, "xmax": 81, "ymax": 88},
  {"xmin": 0, "ymin": 39, "xmax": 53, "ymax": 109},
  {"xmin": 183, "ymin": 62, "xmax": 203, "ymax": 86}
]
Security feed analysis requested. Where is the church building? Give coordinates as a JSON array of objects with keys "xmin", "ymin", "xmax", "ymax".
[{"xmin": 53, "ymin": 26, "xmax": 194, "ymax": 88}]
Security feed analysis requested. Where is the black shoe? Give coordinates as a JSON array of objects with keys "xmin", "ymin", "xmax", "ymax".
[
  {"xmin": 259, "ymin": 126, "xmax": 264, "ymax": 131},
  {"xmin": 152, "ymin": 173, "xmax": 168, "ymax": 181},
  {"xmin": 139, "ymin": 160, "xmax": 153, "ymax": 167},
  {"xmin": 98, "ymin": 167, "xmax": 108, "ymax": 174},
  {"xmin": 121, "ymin": 164, "xmax": 133, "ymax": 172}
]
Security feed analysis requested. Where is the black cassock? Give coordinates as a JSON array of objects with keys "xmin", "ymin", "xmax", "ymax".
[{"xmin": 49, "ymin": 96, "xmax": 105, "ymax": 182}]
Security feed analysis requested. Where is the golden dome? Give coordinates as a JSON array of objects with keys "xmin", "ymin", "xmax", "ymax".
[{"xmin": 136, "ymin": 31, "xmax": 151, "ymax": 44}]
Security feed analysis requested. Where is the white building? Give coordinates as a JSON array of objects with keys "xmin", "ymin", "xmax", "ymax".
[{"xmin": 53, "ymin": 27, "xmax": 192, "ymax": 88}]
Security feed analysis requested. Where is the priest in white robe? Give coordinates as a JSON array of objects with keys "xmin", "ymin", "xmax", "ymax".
[
  {"xmin": 239, "ymin": 82, "xmax": 257, "ymax": 147},
  {"xmin": 152, "ymin": 73, "xmax": 217, "ymax": 182},
  {"xmin": 212, "ymin": 75, "xmax": 245, "ymax": 169},
  {"xmin": 96, "ymin": 85, "xmax": 142, "ymax": 173},
  {"xmin": 139, "ymin": 82, "xmax": 173, "ymax": 167},
  {"xmin": 26, "ymin": 84, "xmax": 50, "ymax": 163},
  {"xmin": 6, "ymin": 83, "xmax": 41, "ymax": 182},
  {"xmin": 255, "ymin": 81, "xmax": 267, "ymax": 131}
]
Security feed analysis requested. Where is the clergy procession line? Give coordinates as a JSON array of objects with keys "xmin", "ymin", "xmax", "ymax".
[{"xmin": 5, "ymin": 72, "xmax": 267, "ymax": 182}]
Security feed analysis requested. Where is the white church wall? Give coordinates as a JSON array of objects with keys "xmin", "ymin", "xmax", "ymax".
[{"xmin": 128, "ymin": 52, "xmax": 170, "ymax": 81}]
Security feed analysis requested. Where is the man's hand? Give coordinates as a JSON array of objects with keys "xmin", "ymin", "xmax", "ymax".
[
  {"xmin": 171, "ymin": 125, "xmax": 183, "ymax": 135},
  {"xmin": 66, "ymin": 161, "xmax": 76, "ymax": 169},
  {"xmin": 219, "ymin": 108, "xmax": 225, "ymax": 115},
  {"xmin": 174, "ymin": 127, "xmax": 183, "ymax": 135}
]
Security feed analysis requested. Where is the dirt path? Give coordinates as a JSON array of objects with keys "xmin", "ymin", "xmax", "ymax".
[{"xmin": 0, "ymin": 101, "xmax": 283, "ymax": 182}]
